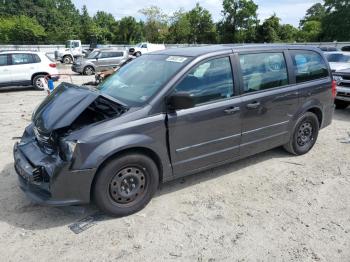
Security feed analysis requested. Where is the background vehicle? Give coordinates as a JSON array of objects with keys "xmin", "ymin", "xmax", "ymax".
[
  {"xmin": 333, "ymin": 69, "xmax": 350, "ymax": 109},
  {"xmin": 72, "ymin": 49, "xmax": 129, "ymax": 75},
  {"xmin": 14, "ymin": 45, "xmax": 334, "ymax": 217},
  {"xmin": 129, "ymin": 42, "xmax": 165, "ymax": 57},
  {"xmin": 0, "ymin": 51, "xmax": 58, "ymax": 90},
  {"xmin": 54, "ymin": 40, "xmax": 83, "ymax": 64},
  {"xmin": 325, "ymin": 51, "xmax": 350, "ymax": 72}
]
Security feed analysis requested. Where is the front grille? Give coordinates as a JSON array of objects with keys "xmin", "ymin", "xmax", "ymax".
[
  {"xmin": 338, "ymin": 92, "xmax": 350, "ymax": 97},
  {"xmin": 34, "ymin": 127, "xmax": 56, "ymax": 154}
]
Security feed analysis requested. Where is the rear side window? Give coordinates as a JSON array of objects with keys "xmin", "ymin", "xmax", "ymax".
[
  {"xmin": 175, "ymin": 57, "xmax": 234, "ymax": 105},
  {"xmin": 291, "ymin": 50, "xmax": 329, "ymax": 83},
  {"xmin": 11, "ymin": 53, "xmax": 35, "ymax": 65},
  {"xmin": 33, "ymin": 54, "xmax": 41, "ymax": 63},
  {"xmin": 100, "ymin": 52, "xmax": 123, "ymax": 58},
  {"xmin": 239, "ymin": 52, "xmax": 288, "ymax": 93},
  {"xmin": 0, "ymin": 55, "xmax": 8, "ymax": 66},
  {"xmin": 326, "ymin": 53, "xmax": 350, "ymax": 63}
]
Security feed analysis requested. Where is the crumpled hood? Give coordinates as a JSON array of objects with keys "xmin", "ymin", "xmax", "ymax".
[{"xmin": 32, "ymin": 83, "xmax": 101, "ymax": 133}]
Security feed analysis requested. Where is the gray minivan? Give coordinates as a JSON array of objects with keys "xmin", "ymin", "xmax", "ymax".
[
  {"xmin": 14, "ymin": 45, "xmax": 335, "ymax": 216},
  {"xmin": 72, "ymin": 49, "xmax": 128, "ymax": 75}
]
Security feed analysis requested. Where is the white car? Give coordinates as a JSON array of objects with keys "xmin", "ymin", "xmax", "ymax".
[
  {"xmin": 0, "ymin": 51, "xmax": 59, "ymax": 90},
  {"xmin": 324, "ymin": 51, "xmax": 350, "ymax": 72},
  {"xmin": 129, "ymin": 43, "xmax": 166, "ymax": 57}
]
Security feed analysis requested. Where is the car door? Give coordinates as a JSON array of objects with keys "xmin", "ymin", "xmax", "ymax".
[
  {"xmin": 0, "ymin": 54, "xmax": 12, "ymax": 85},
  {"xmin": 9, "ymin": 53, "xmax": 37, "ymax": 83},
  {"xmin": 96, "ymin": 51, "xmax": 115, "ymax": 71},
  {"xmin": 107, "ymin": 51, "xmax": 124, "ymax": 68},
  {"xmin": 167, "ymin": 55, "xmax": 242, "ymax": 176},
  {"xmin": 237, "ymin": 50, "xmax": 300, "ymax": 157}
]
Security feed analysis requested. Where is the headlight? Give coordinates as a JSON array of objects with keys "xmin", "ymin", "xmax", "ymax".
[{"xmin": 333, "ymin": 75, "xmax": 343, "ymax": 83}]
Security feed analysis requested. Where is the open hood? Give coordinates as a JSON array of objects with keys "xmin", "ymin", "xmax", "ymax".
[{"xmin": 32, "ymin": 83, "xmax": 126, "ymax": 134}]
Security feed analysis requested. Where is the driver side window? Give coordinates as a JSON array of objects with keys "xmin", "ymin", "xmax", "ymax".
[
  {"xmin": 175, "ymin": 57, "xmax": 234, "ymax": 106},
  {"xmin": 239, "ymin": 52, "xmax": 288, "ymax": 94}
]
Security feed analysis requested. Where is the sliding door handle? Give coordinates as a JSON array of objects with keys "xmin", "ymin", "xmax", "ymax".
[
  {"xmin": 246, "ymin": 102, "xmax": 261, "ymax": 109},
  {"xmin": 224, "ymin": 107, "xmax": 240, "ymax": 114}
]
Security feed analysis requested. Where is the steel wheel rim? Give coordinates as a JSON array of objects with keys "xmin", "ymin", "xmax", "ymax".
[
  {"xmin": 109, "ymin": 167, "xmax": 147, "ymax": 205},
  {"xmin": 297, "ymin": 121, "xmax": 313, "ymax": 147}
]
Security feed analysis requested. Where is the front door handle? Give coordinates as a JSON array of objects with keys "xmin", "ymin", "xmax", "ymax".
[
  {"xmin": 224, "ymin": 107, "xmax": 240, "ymax": 114},
  {"xmin": 246, "ymin": 102, "xmax": 261, "ymax": 109}
]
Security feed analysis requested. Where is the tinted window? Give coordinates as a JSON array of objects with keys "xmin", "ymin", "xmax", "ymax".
[
  {"xmin": 326, "ymin": 53, "xmax": 350, "ymax": 63},
  {"xmin": 291, "ymin": 50, "xmax": 329, "ymax": 83},
  {"xmin": 34, "ymin": 54, "xmax": 41, "ymax": 63},
  {"xmin": 11, "ymin": 53, "xmax": 35, "ymax": 65},
  {"xmin": 175, "ymin": 57, "xmax": 234, "ymax": 105},
  {"xmin": 239, "ymin": 52, "xmax": 288, "ymax": 93},
  {"xmin": 0, "ymin": 55, "xmax": 8, "ymax": 66},
  {"xmin": 100, "ymin": 52, "xmax": 123, "ymax": 58}
]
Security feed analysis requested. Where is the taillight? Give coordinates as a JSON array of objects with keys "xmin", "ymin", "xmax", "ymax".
[
  {"xmin": 49, "ymin": 63, "xmax": 57, "ymax": 68},
  {"xmin": 331, "ymin": 80, "xmax": 337, "ymax": 98}
]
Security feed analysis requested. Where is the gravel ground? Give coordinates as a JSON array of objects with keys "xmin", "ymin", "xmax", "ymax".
[{"xmin": 0, "ymin": 65, "xmax": 349, "ymax": 261}]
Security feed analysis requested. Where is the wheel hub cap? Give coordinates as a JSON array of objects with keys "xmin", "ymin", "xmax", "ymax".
[
  {"xmin": 297, "ymin": 122, "xmax": 313, "ymax": 146},
  {"xmin": 109, "ymin": 167, "xmax": 146, "ymax": 204}
]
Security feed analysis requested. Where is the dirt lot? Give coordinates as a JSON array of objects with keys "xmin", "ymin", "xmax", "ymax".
[{"xmin": 0, "ymin": 65, "xmax": 349, "ymax": 261}]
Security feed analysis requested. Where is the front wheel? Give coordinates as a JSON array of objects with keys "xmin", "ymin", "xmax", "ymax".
[
  {"xmin": 284, "ymin": 112, "xmax": 319, "ymax": 155},
  {"xmin": 83, "ymin": 66, "xmax": 95, "ymax": 76},
  {"xmin": 62, "ymin": 55, "xmax": 73, "ymax": 64},
  {"xmin": 93, "ymin": 153, "xmax": 159, "ymax": 217}
]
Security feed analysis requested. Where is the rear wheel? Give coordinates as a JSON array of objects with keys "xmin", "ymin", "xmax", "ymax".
[
  {"xmin": 284, "ymin": 112, "xmax": 319, "ymax": 155},
  {"xmin": 93, "ymin": 153, "xmax": 159, "ymax": 217},
  {"xmin": 335, "ymin": 100, "xmax": 349, "ymax": 109},
  {"xmin": 32, "ymin": 74, "xmax": 47, "ymax": 90},
  {"xmin": 135, "ymin": 52, "xmax": 141, "ymax": 57},
  {"xmin": 83, "ymin": 66, "xmax": 95, "ymax": 76}
]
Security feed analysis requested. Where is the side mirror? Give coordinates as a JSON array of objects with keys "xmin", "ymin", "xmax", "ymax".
[{"xmin": 167, "ymin": 93, "xmax": 195, "ymax": 111}]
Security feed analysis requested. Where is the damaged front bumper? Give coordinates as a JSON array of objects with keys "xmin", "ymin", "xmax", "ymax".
[{"xmin": 13, "ymin": 127, "xmax": 96, "ymax": 206}]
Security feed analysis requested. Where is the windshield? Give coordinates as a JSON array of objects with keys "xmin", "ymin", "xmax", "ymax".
[
  {"xmin": 87, "ymin": 50, "xmax": 100, "ymax": 59},
  {"xmin": 326, "ymin": 53, "xmax": 350, "ymax": 63},
  {"xmin": 136, "ymin": 43, "xmax": 143, "ymax": 48},
  {"xmin": 98, "ymin": 54, "xmax": 192, "ymax": 106}
]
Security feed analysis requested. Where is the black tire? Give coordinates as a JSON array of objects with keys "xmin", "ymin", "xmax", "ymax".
[
  {"xmin": 335, "ymin": 100, "xmax": 349, "ymax": 109},
  {"xmin": 83, "ymin": 66, "xmax": 95, "ymax": 76},
  {"xmin": 284, "ymin": 112, "xmax": 319, "ymax": 155},
  {"xmin": 32, "ymin": 74, "xmax": 47, "ymax": 90},
  {"xmin": 62, "ymin": 55, "xmax": 73, "ymax": 64},
  {"xmin": 135, "ymin": 52, "xmax": 141, "ymax": 57},
  {"xmin": 93, "ymin": 153, "xmax": 159, "ymax": 217}
]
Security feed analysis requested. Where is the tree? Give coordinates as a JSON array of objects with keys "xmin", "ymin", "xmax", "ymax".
[
  {"xmin": 93, "ymin": 11, "xmax": 117, "ymax": 43},
  {"xmin": 279, "ymin": 24, "xmax": 299, "ymax": 42},
  {"xmin": 298, "ymin": 21, "xmax": 322, "ymax": 42},
  {"xmin": 300, "ymin": 3, "xmax": 326, "ymax": 27},
  {"xmin": 0, "ymin": 15, "xmax": 46, "ymax": 44},
  {"xmin": 219, "ymin": 0, "xmax": 258, "ymax": 43},
  {"xmin": 167, "ymin": 9, "xmax": 191, "ymax": 43},
  {"xmin": 79, "ymin": 5, "xmax": 99, "ymax": 44},
  {"xmin": 115, "ymin": 16, "xmax": 144, "ymax": 44},
  {"xmin": 187, "ymin": 3, "xmax": 217, "ymax": 44},
  {"xmin": 322, "ymin": 0, "xmax": 350, "ymax": 41},
  {"xmin": 139, "ymin": 6, "xmax": 168, "ymax": 42},
  {"xmin": 257, "ymin": 14, "xmax": 281, "ymax": 43}
]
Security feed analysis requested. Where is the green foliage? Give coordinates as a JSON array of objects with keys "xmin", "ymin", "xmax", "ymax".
[
  {"xmin": 0, "ymin": 0, "xmax": 348, "ymax": 45},
  {"xmin": 0, "ymin": 15, "xmax": 46, "ymax": 44},
  {"xmin": 322, "ymin": 0, "xmax": 350, "ymax": 41},
  {"xmin": 186, "ymin": 4, "xmax": 217, "ymax": 44},
  {"xmin": 139, "ymin": 6, "xmax": 168, "ymax": 43},
  {"xmin": 219, "ymin": 0, "xmax": 258, "ymax": 43}
]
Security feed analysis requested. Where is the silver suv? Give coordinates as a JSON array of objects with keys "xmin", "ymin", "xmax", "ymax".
[{"xmin": 72, "ymin": 49, "xmax": 128, "ymax": 75}]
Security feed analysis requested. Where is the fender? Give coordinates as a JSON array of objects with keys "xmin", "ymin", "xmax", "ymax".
[{"xmin": 72, "ymin": 133, "xmax": 173, "ymax": 182}]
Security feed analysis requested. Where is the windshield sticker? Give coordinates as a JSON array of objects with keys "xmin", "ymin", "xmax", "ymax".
[{"xmin": 166, "ymin": 56, "xmax": 188, "ymax": 63}]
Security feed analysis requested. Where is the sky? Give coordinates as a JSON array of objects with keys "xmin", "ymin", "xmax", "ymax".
[{"xmin": 72, "ymin": 0, "xmax": 321, "ymax": 27}]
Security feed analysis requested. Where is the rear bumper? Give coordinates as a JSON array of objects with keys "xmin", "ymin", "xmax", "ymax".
[{"xmin": 13, "ymin": 131, "xmax": 96, "ymax": 206}]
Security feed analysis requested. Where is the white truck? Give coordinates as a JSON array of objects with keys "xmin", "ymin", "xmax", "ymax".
[
  {"xmin": 54, "ymin": 40, "xmax": 83, "ymax": 64},
  {"xmin": 128, "ymin": 43, "xmax": 166, "ymax": 57}
]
